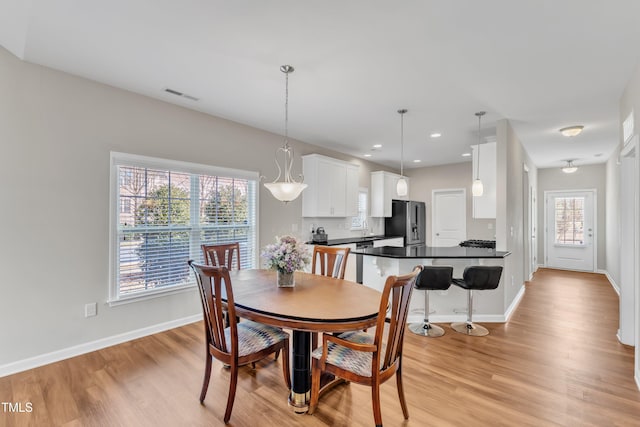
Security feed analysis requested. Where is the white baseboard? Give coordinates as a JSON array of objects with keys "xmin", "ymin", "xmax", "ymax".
[
  {"xmin": 636, "ymin": 367, "xmax": 640, "ymax": 391},
  {"xmin": 0, "ymin": 314, "xmax": 202, "ymax": 378},
  {"xmin": 602, "ymin": 270, "xmax": 620, "ymax": 295},
  {"xmin": 504, "ymin": 285, "xmax": 526, "ymax": 321}
]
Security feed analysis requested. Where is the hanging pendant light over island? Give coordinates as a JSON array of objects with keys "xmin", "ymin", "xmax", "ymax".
[
  {"xmin": 472, "ymin": 111, "xmax": 486, "ymax": 197},
  {"xmin": 396, "ymin": 109, "xmax": 408, "ymax": 197}
]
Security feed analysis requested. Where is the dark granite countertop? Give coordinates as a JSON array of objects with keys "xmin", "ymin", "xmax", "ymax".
[
  {"xmin": 306, "ymin": 235, "xmax": 403, "ymax": 246},
  {"xmin": 352, "ymin": 245, "xmax": 511, "ymax": 259}
]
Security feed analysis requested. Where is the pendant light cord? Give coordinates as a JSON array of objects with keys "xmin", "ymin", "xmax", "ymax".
[
  {"xmin": 284, "ymin": 68, "xmax": 289, "ymax": 148},
  {"xmin": 400, "ymin": 112, "xmax": 404, "ymax": 177},
  {"xmin": 398, "ymin": 109, "xmax": 407, "ymax": 177}
]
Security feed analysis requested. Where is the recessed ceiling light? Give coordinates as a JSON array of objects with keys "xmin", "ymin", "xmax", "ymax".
[
  {"xmin": 373, "ymin": 144, "xmax": 382, "ymax": 148},
  {"xmin": 559, "ymin": 125, "xmax": 584, "ymax": 137},
  {"xmin": 430, "ymin": 133, "xmax": 442, "ymax": 138},
  {"xmin": 364, "ymin": 154, "xmax": 372, "ymax": 157},
  {"xmin": 462, "ymin": 152, "xmax": 471, "ymax": 157},
  {"xmin": 413, "ymin": 159, "xmax": 421, "ymax": 163},
  {"xmin": 594, "ymin": 153, "xmax": 603, "ymax": 157}
]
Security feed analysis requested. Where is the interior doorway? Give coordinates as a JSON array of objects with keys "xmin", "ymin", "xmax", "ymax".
[
  {"xmin": 523, "ymin": 165, "xmax": 536, "ymax": 281},
  {"xmin": 544, "ymin": 190, "xmax": 597, "ymax": 272},
  {"xmin": 432, "ymin": 188, "xmax": 466, "ymax": 247}
]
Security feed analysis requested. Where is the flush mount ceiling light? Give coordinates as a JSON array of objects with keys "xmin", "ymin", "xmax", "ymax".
[
  {"xmin": 559, "ymin": 125, "xmax": 584, "ymax": 137},
  {"xmin": 562, "ymin": 160, "xmax": 578, "ymax": 173},
  {"xmin": 462, "ymin": 152, "xmax": 471, "ymax": 157},
  {"xmin": 364, "ymin": 154, "xmax": 372, "ymax": 157},
  {"xmin": 430, "ymin": 132, "xmax": 442, "ymax": 138},
  {"xmin": 263, "ymin": 65, "xmax": 307, "ymax": 203},
  {"xmin": 396, "ymin": 109, "xmax": 408, "ymax": 197},
  {"xmin": 472, "ymin": 111, "xmax": 486, "ymax": 197},
  {"xmin": 373, "ymin": 144, "xmax": 382, "ymax": 148}
]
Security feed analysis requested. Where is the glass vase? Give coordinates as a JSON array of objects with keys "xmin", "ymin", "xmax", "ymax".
[{"xmin": 277, "ymin": 270, "xmax": 295, "ymax": 287}]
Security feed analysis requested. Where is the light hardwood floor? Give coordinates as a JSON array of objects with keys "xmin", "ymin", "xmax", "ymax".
[{"xmin": 2, "ymin": 269, "xmax": 640, "ymax": 426}]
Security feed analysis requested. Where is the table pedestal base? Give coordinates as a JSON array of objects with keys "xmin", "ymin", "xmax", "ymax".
[
  {"xmin": 290, "ymin": 330, "xmax": 311, "ymax": 413},
  {"xmin": 288, "ymin": 391, "xmax": 310, "ymax": 413}
]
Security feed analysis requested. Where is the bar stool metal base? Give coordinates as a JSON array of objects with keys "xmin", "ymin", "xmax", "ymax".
[
  {"xmin": 451, "ymin": 321, "xmax": 489, "ymax": 337},
  {"xmin": 409, "ymin": 322, "xmax": 445, "ymax": 337}
]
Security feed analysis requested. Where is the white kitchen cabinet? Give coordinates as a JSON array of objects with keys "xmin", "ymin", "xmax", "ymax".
[
  {"xmin": 302, "ymin": 154, "xmax": 359, "ymax": 217},
  {"xmin": 373, "ymin": 237, "xmax": 404, "ymax": 248},
  {"xmin": 472, "ymin": 141, "xmax": 497, "ymax": 219},
  {"xmin": 370, "ymin": 171, "xmax": 409, "ymax": 217},
  {"xmin": 345, "ymin": 164, "xmax": 359, "ymax": 217}
]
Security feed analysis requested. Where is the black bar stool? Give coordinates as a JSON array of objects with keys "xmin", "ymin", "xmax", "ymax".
[
  {"xmin": 451, "ymin": 266, "xmax": 503, "ymax": 337},
  {"xmin": 409, "ymin": 266, "xmax": 453, "ymax": 337}
]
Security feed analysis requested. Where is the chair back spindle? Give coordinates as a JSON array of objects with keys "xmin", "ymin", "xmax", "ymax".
[
  {"xmin": 312, "ymin": 246, "xmax": 350, "ymax": 279},
  {"xmin": 201, "ymin": 242, "xmax": 241, "ymax": 270}
]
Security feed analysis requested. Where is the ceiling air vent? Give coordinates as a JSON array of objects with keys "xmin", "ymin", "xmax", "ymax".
[{"xmin": 163, "ymin": 88, "xmax": 199, "ymax": 101}]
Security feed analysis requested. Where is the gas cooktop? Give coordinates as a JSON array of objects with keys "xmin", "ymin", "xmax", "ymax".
[{"xmin": 459, "ymin": 239, "xmax": 496, "ymax": 249}]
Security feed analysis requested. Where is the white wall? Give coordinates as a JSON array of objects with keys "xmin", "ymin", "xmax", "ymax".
[
  {"xmin": 0, "ymin": 47, "xmax": 392, "ymax": 369},
  {"xmin": 536, "ymin": 164, "xmax": 607, "ymax": 270}
]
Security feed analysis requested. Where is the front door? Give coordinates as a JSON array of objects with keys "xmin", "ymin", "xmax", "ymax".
[
  {"xmin": 432, "ymin": 189, "xmax": 466, "ymax": 247},
  {"xmin": 545, "ymin": 190, "xmax": 596, "ymax": 272}
]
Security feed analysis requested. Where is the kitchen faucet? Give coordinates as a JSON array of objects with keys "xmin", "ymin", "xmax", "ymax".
[{"xmin": 362, "ymin": 219, "xmax": 368, "ymax": 236}]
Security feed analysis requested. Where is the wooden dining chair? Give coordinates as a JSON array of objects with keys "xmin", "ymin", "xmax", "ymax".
[
  {"xmin": 201, "ymin": 242, "xmax": 241, "ymax": 270},
  {"xmin": 202, "ymin": 242, "xmax": 242, "ymax": 327},
  {"xmin": 188, "ymin": 261, "xmax": 291, "ymax": 424},
  {"xmin": 311, "ymin": 245, "xmax": 350, "ymax": 279},
  {"xmin": 310, "ymin": 245, "xmax": 351, "ymax": 349},
  {"xmin": 308, "ymin": 265, "xmax": 423, "ymax": 427}
]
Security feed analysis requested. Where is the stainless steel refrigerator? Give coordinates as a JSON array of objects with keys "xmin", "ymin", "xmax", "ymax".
[{"xmin": 384, "ymin": 200, "xmax": 426, "ymax": 246}]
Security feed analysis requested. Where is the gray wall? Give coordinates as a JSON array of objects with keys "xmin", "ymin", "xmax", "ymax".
[
  {"xmin": 407, "ymin": 161, "xmax": 496, "ymax": 245},
  {"xmin": 536, "ymin": 164, "xmax": 607, "ymax": 270},
  {"xmin": 0, "ymin": 47, "xmax": 391, "ymax": 367},
  {"xmin": 496, "ymin": 120, "xmax": 538, "ymax": 310}
]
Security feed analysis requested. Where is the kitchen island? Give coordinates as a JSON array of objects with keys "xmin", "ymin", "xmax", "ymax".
[{"xmin": 352, "ymin": 245, "xmax": 513, "ymax": 324}]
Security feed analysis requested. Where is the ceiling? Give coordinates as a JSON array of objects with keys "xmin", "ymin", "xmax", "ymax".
[{"xmin": 3, "ymin": 1, "xmax": 640, "ymax": 170}]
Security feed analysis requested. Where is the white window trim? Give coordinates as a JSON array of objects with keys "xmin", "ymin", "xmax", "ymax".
[{"xmin": 108, "ymin": 151, "xmax": 260, "ymax": 305}]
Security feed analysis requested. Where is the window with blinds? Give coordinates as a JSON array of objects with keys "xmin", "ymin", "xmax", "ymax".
[
  {"xmin": 554, "ymin": 197, "xmax": 585, "ymax": 246},
  {"xmin": 111, "ymin": 152, "xmax": 258, "ymax": 301},
  {"xmin": 351, "ymin": 189, "xmax": 368, "ymax": 229}
]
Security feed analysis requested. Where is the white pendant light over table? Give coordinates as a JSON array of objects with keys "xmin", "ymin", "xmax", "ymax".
[
  {"xmin": 263, "ymin": 65, "xmax": 307, "ymax": 203},
  {"xmin": 396, "ymin": 109, "xmax": 408, "ymax": 197},
  {"xmin": 472, "ymin": 111, "xmax": 486, "ymax": 197}
]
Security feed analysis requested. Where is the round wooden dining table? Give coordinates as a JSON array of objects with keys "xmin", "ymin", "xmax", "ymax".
[{"xmin": 228, "ymin": 269, "xmax": 382, "ymax": 413}]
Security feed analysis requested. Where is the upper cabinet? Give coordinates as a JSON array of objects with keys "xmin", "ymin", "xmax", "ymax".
[
  {"xmin": 302, "ymin": 154, "xmax": 359, "ymax": 217},
  {"xmin": 370, "ymin": 171, "xmax": 409, "ymax": 217},
  {"xmin": 472, "ymin": 141, "xmax": 497, "ymax": 218}
]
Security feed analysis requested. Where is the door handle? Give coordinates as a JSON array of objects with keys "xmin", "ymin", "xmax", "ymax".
[{"xmin": 436, "ymin": 233, "xmax": 440, "ymax": 236}]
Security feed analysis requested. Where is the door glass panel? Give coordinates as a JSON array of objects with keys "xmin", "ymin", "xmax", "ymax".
[{"xmin": 554, "ymin": 197, "xmax": 585, "ymax": 245}]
